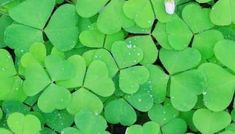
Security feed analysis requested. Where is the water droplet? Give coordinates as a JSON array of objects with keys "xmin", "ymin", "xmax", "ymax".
[
  {"xmin": 202, "ymin": 91, "xmax": 207, "ymax": 95},
  {"xmin": 1, "ymin": 67, "xmax": 5, "ymax": 71},
  {"xmin": 137, "ymin": 53, "xmax": 141, "ymax": 56},
  {"xmin": 20, "ymin": 49, "xmax": 24, "ymax": 53},
  {"xmin": 163, "ymin": 118, "xmax": 166, "ymax": 121},
  {"xmin": 138, "ymin": 98, "xmax": 142, "ymax": 102},
  {"xmin": 127, "ymin": 44, "xmax": 132, "ymax": 49}
]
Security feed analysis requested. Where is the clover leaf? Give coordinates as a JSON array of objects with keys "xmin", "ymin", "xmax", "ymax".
[
  {"xmin": 97, "ymin": 0, "xmax": 134, "ymax": 34},
  {"xmin": 148, "ymin": 102, "xmax": 179, "ymax": 125},
  {"xmin": 123, "ymin": 0, "xmax": 155, "ymax": 28},
  {"xmin": 61, "ymin": 127, "xmax": 81, "ymax": 134},
  {"xmin": 0, "ymin": 128, "xmax": 12, "ymax": 134},
  {"xmin": 66, "ymin": 88, "xmax": 103, "ymax": 115},
  {"xmin": 7, "ymin": 112, "xmax": 41, "ymax": 134},
  {"xmin": 193, "ymin": 109, "xmax": 231, "ymax": 134},
  {"xmin": 4, "ymin": 24, "xmax": 44, "ymax": 56},
  {"xmin": 0, "ymin": 49, "xmax": 26, "ymax": 101},
  {"xmin": 4, "ymin": 0, "xmax": 54, "ymax": 55},
  {"xmin": 104, "ymin": 98, "xmax": 137, "ymax": 126},
  {"xmin": 182, "ymin": 3, "xmax": 214, "ymax": 33},
  {"xmin": 0, "ymin": 15, "xmax": 12, "ymax": 48},
  {"xmin": 119, "ymin": 66, "xmax": 149, "ymax": 94},
  {"xmin": 166, "ymin": 15, "xmax": 193, "ymax": 50},
  {"xmin": 111, "ymin": 41, "xmax": 143, "ymax": 69},
  {"xmin": 58, "ymin": 56, "xmax": 114, "ymax": 114},
  {"xmin": 145, "ymin": 64, "xmax": 169, "ymax": 104},
  {"xmin": 210, "ymin": 0, "xmax": 235, "ymax": 26},
  {"xmin": 214, "ymin": 39, "xmax": 235, "ymax": 72},
  {"xmin": 170, "ymin": 69, "xmax": 207, "ymax": 111},
  {"xmin": 79, "ymin": 23, "xmax": 125, "ymax": 50},
  {"xmin": 38, "ymin": 84, "xmax": 71, "ymax": 113},
  {"xmin": 198, "ymin": 63, "xmax": 235, "ymax": 111},
  {"xmin": 74, "ymin": 111, "xmax": 107, "ymax": 134},
  {"xmin": 159, "ymin": 48, "xmax": 201, "ymax": 74},
  {"xmin": 9, "ymin": 0, "xmax": 54, "ymax": 29},
  {"xmin": 161, "ymin": 118, "xmax": 187, "ymax": 134},
  {"xmin": 43, "ymin": 110, "xmax": 74, "ymax": 132},
  {"xmin": 125, "ymin": 35, "xmax": 158, "ymax": 65},
  {"xmin": 45, "ymin": 4, "xmax": 79, "ymax": 51},
  {"xmin": 125, "ymin": 121, "xmax": 160, "ymax": 134},
  {"xmin": 192, "ymin": 30, "xmax": 224, "ymax": 60},
  {"xmin": 125, "ymin": 83, "xmax": 154, "ymax": 112},
  {"xmin": 76, "ymin": 0, "xmax": 108, "ymax": 18}
]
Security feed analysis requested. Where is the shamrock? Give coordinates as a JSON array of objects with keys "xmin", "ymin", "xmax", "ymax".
[
  {"xmin": 198, "ymin": 63, "xmax": 235, "ymax": 111},
  {"xmin": 57, "ymin": 55, "xmax": 115, "ymax": 115},
  {"xmin": 104, "ymin": 98, "xmax": 137, "ymax": 126},
  {"xmin": 193, "ymin": 109, "xmax": 231, "ymax": 134},
  {"xmin": 61, "ymin": 110, "xmax": 109, "ymax": 134},
  {"xmin": 148, "ymin": 102, "xmax": 187, "ymax": 134},
  {"xmin": 7, "ymin": 112, "xmax": 41, "ymax": 134},
  {"xmin": 210, "ymin": 0, "xmax": 235, "ymax": 26},
  {"xmin": 5, "ymin": 0, "xmax": 79, "ymax": 56},
  {"xmin": 0, "ymin": 49, "xmax": 26, "ymax": 101},
  {"xmin": 21, "ymin": 44, "xmax": 75, "ymax": 113},
  {"xmin": 125, "ymin": 121, "xmax": 160, "ymax": 134}
]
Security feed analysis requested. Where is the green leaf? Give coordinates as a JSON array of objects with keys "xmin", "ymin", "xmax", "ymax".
[
  {"xmin": 104, "ymin": 99, "xmax": 137, "ymax": 126},
  {"xmin": 192, "ymin": 30, "xmax": 224, "ymax": 60},
  {"xmin": 23, "ymin": 63, "xmax": 50, "ymax": 96},
  {"xmin": 66, "ymin": 88, "xmax": 103, "ymax": 115},
  {"xmin": 38, "ymin": 84, "xmax": 71, "ymax": 113},
  {"xmin": 152, "ymin": 0, "xmax": 176, "ymax": 23},
  {"xmin": 214, "ymin": 39, "xmax": 235, "ymax": 72},
  {"xmin": 61, "ymin": 127, "xmax": 81, "ymax": 134},
  {"xmin": 119, "ymin": 66, "xmax": 149, "ymax": 94},
  {"xmin": 125, "ymin": 121, "xmax": 160, "ymax": 134},
  {"xmin": 76, "ymin": 0, "xmax": 108, "ymax": 18},
  {"xmin": 9, "ymin": 0, "xmax": 55, "ymax": 29},
  {"xmin": 125, "ymin": 35, "xmax": 158, "ymax": 65},
  {"xmin": 84, "ymin": 60, "xmax": 115, "ymax": 97},
  {"xmin": 57, "ymin": 55, "xmax": 86, "ymax": 88},
  {"xmin": 20, "ymin": 42, "xmax": 47, "ymax": 68},
  {"xmin": 166, "ymin": 15, "xmax": 193, "ymax": 50},
  {"xmin": 152, "ymin": 22, "xmax": 172, "ymax": 49},
  {"xmin": 97, "ymin": 0, "xmax": 134, "ymax": 34},
  {"xmin": 2, "ymin": 101, "xmax": 30, "ymax": 116},
  {"xmin": 210, "ymin": 0, "xmax": 235, "ymax": 26},
  {"xmin": 0, "ymin": 49, "xmax": 16, "ymax": 77},
  {"xmin": 43, "ymin": 110, "xmax": 74, "ymax": 132},
  {"xmin": 161, "ymin": 118, "xmax": 187, "ymax": 134},
  {"xmin": 170, "ymin": 70, "xmax": 207, "ymax": 111},
  {"xmin": 159, "ymin": 48, "xmax": 201, "ymax": 74},
  {"xmin": 198, "ymin": 63, "xmax": 235, "ymax": 111},
  {"xmin": 145, "ymin": 64, "xmax": 169, "ymax": 103},
  {"xmin": 193, "ymin": 109, "xmax": 231, "ymax": 134},
  {"xmin": 125, "ymin": 85, "xmax": 154, "ymax": 112},
  {"xmin": 196, "ymin": 0, "xmax": 212, "ymax": 3},
  {"xmin": 4, "ymin": 24, "xmax": 43, "ymax": 55},
  {"xmin": 0, "ymin": 15, "xmax": 12, "ymax": 48},
  {"xmin": 79, "ymin": 24, "xmax": 106, "ymax": 48},
  {"xmin": 148, "ymin": 102, "xmax": 179, "ymax": 125},
  {"xmin": 123, "ymin": 0, "xmax": 155, "ymax": 28},
  {"xmin": 111, "ymin": 41, "xmax": 143, "ymax": 69},
  {"xmin": 75, "ymin": 111, "xmax": 107, "ymax": 134},
  {"xmin": 45, "ymin": 4, "xmax": 79, "ymax": 51},
  {"xmin": 92, "ymin": 49, "xmax": 119, "ymax": 77},
  {"xmin": 7, "ymin": 112, "xmax": 41, "ymax": 134},
  {"xmin": 182, "ymin": 3, "xmax": 214, "ymax": 33},
  {"xmin": 45, "ymin": 55, "xmax": 75, "ymax": 81},
  {"xmin": 0, "ymin": 128, "xmax": 12, "ymax": 134}
]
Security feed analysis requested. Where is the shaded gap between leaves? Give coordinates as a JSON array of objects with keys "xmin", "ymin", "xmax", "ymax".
[{"xmin": 149, "ymin": 0, "xmax": 156, "ymax": 19}]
